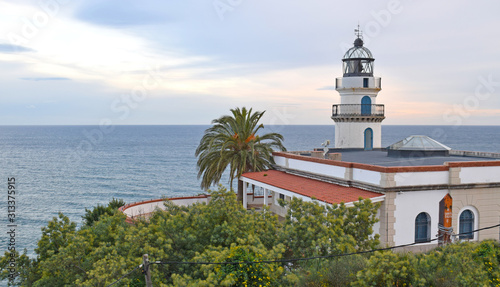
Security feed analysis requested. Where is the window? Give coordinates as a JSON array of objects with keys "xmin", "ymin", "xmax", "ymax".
[
  {"xmin": 415, "ymin": 212, "xmax": 431, "ymax": 243},
  {"xmin": 459, "ymin": 210, "xmax": 474, "ymax": 240},
  {"xmin": 363, "ymin": 78, "xmax": 369, "ymax": 88},
  {"xmin": 279, "ymin": 193, "xmax": 285, "ymax": 200}
]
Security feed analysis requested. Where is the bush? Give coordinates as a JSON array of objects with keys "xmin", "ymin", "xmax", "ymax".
[
  {"xmin": 82, "ymin": 198, "xmax": 125, "ymax": 226},
  {"xmin": 297, "ymin": 255, "xmax": 367, "ymax": 287},
  {"xmin": 352, "ymin": 251, "xmax": 424, "ymax": 287}
]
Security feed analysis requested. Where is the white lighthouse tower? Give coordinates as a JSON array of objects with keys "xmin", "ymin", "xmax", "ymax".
[{"xmin": 332, "ymin": 28, "xmax": 385, "ymax": 150}]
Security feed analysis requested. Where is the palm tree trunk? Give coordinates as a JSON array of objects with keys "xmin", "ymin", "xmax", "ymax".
[{"xmin": 237, "ymin": 179, "xmax": 244, "ymax": 204}]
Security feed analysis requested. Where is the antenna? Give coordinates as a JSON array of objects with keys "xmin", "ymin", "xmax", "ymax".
[{"xmin": 354, "ymin": 22, "xmax": 363, "ymax": 39}]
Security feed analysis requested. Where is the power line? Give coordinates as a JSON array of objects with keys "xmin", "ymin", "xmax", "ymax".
[
  {"xmin": 152, "ymin": 223, "xmax": 500, "ymax": 266},
  {"xmin": 106, "ymin": 264, "xmax": 142, "ymax": 287},
  {"xmin": 105, "ymin": 223, "xmax": 500, "ymax": 284}
]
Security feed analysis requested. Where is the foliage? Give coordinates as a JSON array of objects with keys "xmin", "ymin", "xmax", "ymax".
[
  {"xmin": 352, "ymin": 251, "xmax": 424, "ymax": 287},
  {"xmin": 416, "ymin": 241, "xmax": 491, "ymax": 286},
  {"xmin": 0, "ymin": 249, "xmax": 38, "ymax": 286},
  {"xmin": 281, "ymin": 198, "xmax": 380, "ymax": 263},
  {"xmin": 340, "ymin": 199, "xmax": 381, "ymax": 251},
  {"xmin": 195, "ymin": 107, "xmax": 286, "ymax": 202},
  {"xmin": 296, "ymin": 255, "xmax": 367, "ymax": 287},
  {"xmin": 82, "ymin": 198, "xmax": 126, "ymax": 227},
  {"xmin": 0, "ymin": 186, "xmax": 383, "ymax": 286},
  {"xmin": 474, "ymin": 240, "xmax": 500, "ymax": 287},
  {"xmin": 173, "ymin": 237, "xmax": 285, "ymax": 286},
  {"xmin": 36, "ymin": 212, "xmax": 77, "ymax": 261},
  {"xmin": 354, "ymin": 241, "xmax": 500, "ymax": 287},
  {"xmin": 4, "ymin": 187, "xmax": 500, "ymax": 286}
]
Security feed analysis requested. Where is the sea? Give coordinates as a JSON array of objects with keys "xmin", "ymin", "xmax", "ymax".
[{"xmin": 1, "ymin": 125, "xmax": 500, "ymax": 256}]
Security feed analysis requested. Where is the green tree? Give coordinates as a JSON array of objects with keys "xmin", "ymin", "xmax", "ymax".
[
  {"xmin": 281, "ymin": 198, "xmax": 380, "ymax": 262},
  {"xmin": 82, "ymin": 198, "xmax": 125, "ymax": 227},
  {"xmin": 0, "ymin": 249, "xmax": 38, "ymax": 286},
  {"xmin": 35, "ymin": 212, "xmax": 77, "ymax": 262},
  {"xmin": 353, "ymin": 241, "xmax": 500, "ymax": 287},
  {"xmin": 352, "ymin": 251, "xmax": 424, "ymax": 287},
  {"xmin": 416, "ymin": 241, "xmax": 491, "ymax": 286},
  {"xmin": 296, "ymin": 255, "xmax": 367, "ymax": 287},
  {"xmin": 0, "ymin": 186, "xmax": 384, "ymax": 286},
  {"xmin": 195, "ymin": 107, "xmax": 286, "ymax": 203},
  {"xmin": 337, "ymin": 199, "xmax": 381, "ymax": 251},
  {"xmin": 474, "ymin": 240, "xmax": 500, "ymax": 286}
]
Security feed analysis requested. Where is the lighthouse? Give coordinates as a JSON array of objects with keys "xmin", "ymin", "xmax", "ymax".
[{"xmin": 332, "ymin": 28, "xmax": 385, "ymax": 150}]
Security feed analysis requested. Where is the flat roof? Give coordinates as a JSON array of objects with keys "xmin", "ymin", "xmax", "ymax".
[
  {"xmin": 241, "ymin": 170, "xmax": 383, "ymax": 205},
  {"xmin": 326, "ymin": 149, "xmax": 500, "ymax": 167}
]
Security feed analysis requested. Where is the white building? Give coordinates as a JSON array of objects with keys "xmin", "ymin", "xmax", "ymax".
[
  {"xmin": 332, "ymin": 31, "xmax": 384, "ymax": 150},
  {"xmin": 240, "ymin": 147, "xmax": 500, "ymax": 250},
  {"xmin": 239, "ymin": 31, "xmax": 500, "ymax": 250}
]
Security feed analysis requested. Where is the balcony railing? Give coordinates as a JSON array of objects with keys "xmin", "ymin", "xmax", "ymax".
[{"xmin": 332, "ymin": 104, "xmax": 385, "ymax": 117}]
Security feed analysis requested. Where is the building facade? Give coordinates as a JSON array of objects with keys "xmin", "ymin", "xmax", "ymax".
[{"xmin": 240, "ymin": 150, "xmax": 500, "ymax": 249}]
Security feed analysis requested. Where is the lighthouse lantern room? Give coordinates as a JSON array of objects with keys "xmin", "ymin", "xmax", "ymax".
[{"xmin": 332, "ymin": 27, "xmax": 385, "ymax": 150}]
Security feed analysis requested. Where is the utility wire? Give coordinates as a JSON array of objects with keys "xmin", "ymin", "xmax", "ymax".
[
  {"xmin": 106, "ymin": 264, "xmax": 142, "ymax": 287},
  {"xmin": 105, "ymin": 223, "xmax": 500, "ymax": 284},
  {"xmin": 153, "ymin": 223, "xmax": 500, "ymax": 266}
]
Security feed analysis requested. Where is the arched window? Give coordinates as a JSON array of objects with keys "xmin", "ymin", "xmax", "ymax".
[
  {"xmin": 459, "ymin": 210, "xmax": 474, "ymax": 240},
  {"xmin": 415, "ymin": 212, "xmax": 431, "ymax": 243}
]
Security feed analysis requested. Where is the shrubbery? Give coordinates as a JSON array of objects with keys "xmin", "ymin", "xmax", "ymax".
[
  {"xmin": 354, "ymin": 241, "xmax": 500, "ymax": 287},
  {"xmin": 0, "ymin": 186, "xmax": 379, "ymax": 286},
  {"xmin": 2, "ymin": 186, "xmax": 499, "ymax": 286}
]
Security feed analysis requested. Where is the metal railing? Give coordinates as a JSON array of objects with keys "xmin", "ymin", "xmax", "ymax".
[{"xmin": 332, "ymin": 104, "xmax": 385, "ymax": 117}]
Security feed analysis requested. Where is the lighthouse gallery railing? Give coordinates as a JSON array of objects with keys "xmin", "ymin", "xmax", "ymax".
[{"xmin": 332, "ymin": 104, "xmax": 385, "ymax": 117}]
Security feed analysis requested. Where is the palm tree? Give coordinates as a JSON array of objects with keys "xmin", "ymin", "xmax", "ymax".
[{"xmin": 195, "ymin": 107, "xmax": 286, "ymax": 203}]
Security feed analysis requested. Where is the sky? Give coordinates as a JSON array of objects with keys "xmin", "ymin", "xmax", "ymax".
[{"xmin": 0, "ymin": 0, "xmax": 499, "ymax": 125}]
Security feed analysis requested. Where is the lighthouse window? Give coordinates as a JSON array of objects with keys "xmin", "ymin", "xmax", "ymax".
[
  {"xmin": 363, "ymin": 78, "xmax": 369, "ymax": 88},
  {"xmin": 415, "ymin": 212, "xmax": 431, "ymax": 243}
]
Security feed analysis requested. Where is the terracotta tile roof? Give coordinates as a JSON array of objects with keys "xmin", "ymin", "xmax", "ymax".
[{"xmin": 241, "ymin": 170, "xmax": 383, "ymax": 205}]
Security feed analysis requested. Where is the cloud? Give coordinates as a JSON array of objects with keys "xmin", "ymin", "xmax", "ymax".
[
  {"xmin": 2, "ymin": 1, "xmax": 500, "ymax": 125},
  {"xmin": 0, "ymin": 44, "xmax": 34, "ymax": 53},
  {"xmin": 20, "ymin": 77, "xmax": 71, "ymax": 81},
  {"xmin": 75, "ymin": 0, "xmax": 170, "ymax": 27},
  {"xmin": 317, "ymin": 86, "xmax": 335, "ymax": 91}
]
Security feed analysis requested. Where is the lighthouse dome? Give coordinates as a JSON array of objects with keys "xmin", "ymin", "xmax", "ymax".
[
  {"xmin": 342, "ymin": 37, "xmax": 374, "ymax": 77},
  {"xmin": 343, "ymin": 44, "xmax": 373, "ymax": 60}
]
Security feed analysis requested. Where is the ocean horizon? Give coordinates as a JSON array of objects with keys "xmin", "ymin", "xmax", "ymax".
[{"xmin": 1, "ymin": 124, "xmax": 500, "ymax": 255}]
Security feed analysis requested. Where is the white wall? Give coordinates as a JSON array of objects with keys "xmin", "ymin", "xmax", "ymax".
[
  {"xmin": 123, "ymin": 197, "xmax": 209, "ymax": 217},
  {"xmin": 352, "ymin": 168, "xmax": 381, "ymax": 185},
  {"xmin": 339, "ymin": 76, "xmax": 381, "ymax": 90},
  {"xmin": 394, "ymin": 171, "xmax": 449, "ymax": 187},
  {"xmin": 288, "ymin": 158, "xmax": 346, "ymax": 179},
  {"xmin": 274, "ymin": 155, "xmax": 287, "ymax": 168},
  {"xmin": 460, "ymin": 166, "xmax": 500, "ymax": 184},
  {"xmin": 335, "ymin": 122, "xmax": 382, "ymax": 149},
  {"xmin": 393, "ymin": 190, "xmax": 449, "ymax": 246},
  {"xmin": 341, "ymin": 94, "xmax": 378, "ymax": 105}
]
